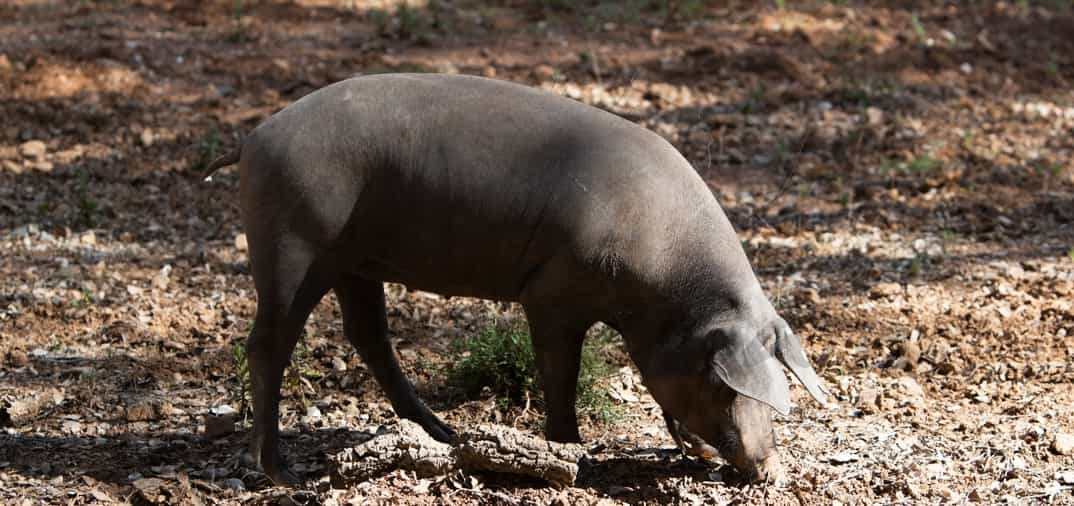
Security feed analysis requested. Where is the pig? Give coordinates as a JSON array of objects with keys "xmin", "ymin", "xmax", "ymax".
[{"xmin": 200, "ymin": 73, "xmax": 829, "ymax": 486}]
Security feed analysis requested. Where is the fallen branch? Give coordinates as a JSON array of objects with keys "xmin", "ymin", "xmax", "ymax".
[{"xmin": 329, "ymin": 420, "xmax": 584, "ymax": 488}]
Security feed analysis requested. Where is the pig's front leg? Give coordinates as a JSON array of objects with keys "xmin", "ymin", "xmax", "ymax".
[
  {"xmin": 524, "ymin": 303, "xmax": 592, "ymax": 443},
  {"xmin": 335, "ymin": 277, "xmax": 454, "ymax": 442}
]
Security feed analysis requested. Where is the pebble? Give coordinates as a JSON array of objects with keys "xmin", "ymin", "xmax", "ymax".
[
  {"xmin": 222, "ymin": 478, "xmax": 245, "ymax": 492},
  {"xmin": 204, "ymin": 412, "xmax": 237, "ymax": 438},
  {"xmin": 28, "ymin": 160, "xmax": 54, "ymax": 172},
  {"xmin": 1052, "ymin": 433, "xmax": 1074, "ymax": 456},
  {"xmin": 234, "ymin": 233, "xmax": 248, "ymax": 252},
  {"xmin": 18, "ymin": 140, "xmax": 46, "ymax": 159},
  {"xmin": 870, "ymin": 282, "xmax": 903, "ymax": 298},
  {"xmin": 898, "ymin": 376, "xmax": 926, "ymax": 398},
  {"xmin": 857, "ymin": 387, "xmax": 880, "ymax": 413},
  {"xmin": 532, "ymin": 64, "xmax": 556, "ymax": 81},
  {"xmin": 1, "ymin": 160, "xmax": 23, "ymax": 174}
]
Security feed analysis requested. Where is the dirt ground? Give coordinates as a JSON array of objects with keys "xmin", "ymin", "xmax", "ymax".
[{"xmin": 1, "ymin": 0, "xmax": 1073, "ymax": 504}]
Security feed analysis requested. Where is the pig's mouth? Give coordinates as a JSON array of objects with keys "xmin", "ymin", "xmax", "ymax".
[
  {"xmin": 663, "ymin": 413, "xmax": 784, "ymax": 483},
  {"xmin": 662, "ymin": 413, "xmax": 721, "ymax": 460}
]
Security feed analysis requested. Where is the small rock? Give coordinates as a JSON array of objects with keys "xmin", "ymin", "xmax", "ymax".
[
  {"xmin": 152, "ymin": 265, "xmax": 171, "ymax": 290},
  {"xmin": 18, "ymin": 140, "xmax": 46, "ymax": 159},
  {"xmin": 898, "ymin": 376, "xmax": 926, "ymax": 398},
  {"xmin": 204, "ymin": 411, "xmax": 238, "ymax": 438},
  {"xmin": 870, "ymin": 282, "xmax": 902, "ymax": 298},
  {"xmin": 865, "ymin": 106, "xmax": 884, "ymax": 126},
  {"xmin": 28, "ymin": 160, "xmax": 54, "ymax": 172},
  {"xmin": 827, "ymin": 451, "xmax": 859, "ymax": 464},
  {"xmin": 1, "ymin": 160, "xmax": 23, "ymax": 174},
  {"xmin": 222, "ymin": 477, "xmax": 245, "ymax": 492},
  {"xmin": 0, "ymin": 53, "xmax": 11, "ymax": 73},
  {"xmin": 857, "ymin": 387, "xmax": 880, "ymax": 413},
  {"xmin": 332, "ymin": 356, "xmax": 348, "ymax": 372},
  {"xmin": 6, "ymin": 349, "xmax": 29, "ymax": 367},
  {"xmin": 1052, "ymin": 433, "xmax": 1074, "ymax": 456},
  {"xmin": 532, "ymin": 64, "xmax": 556, "ymax": 81},
  {"xmin": 80, "ymin": 231, "xmax": 96, "ymax": 245},
  {"xmin": 1057, "ymin": 471, "xmax": 1074, "ymax": 485},
  {"xmin": 62, "ymin": 419, "xmax": 83, "ymax": 434},
  {"xmin": 132, "ymin": 477, "xmax": 164, "ymax": 495},
  {"xmin": 234, "ymin": 233, "xmax": 248, "ymax": 252},
  {"xmin": 140, "ymin": 128, "xmax": 155, "ymax": 147}
]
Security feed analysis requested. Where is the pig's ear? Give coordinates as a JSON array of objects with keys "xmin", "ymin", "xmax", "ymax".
[
  {"xmin": 710, "ymin": 327, "xmax": 792, "ymax": 416},
  {"xmin": 773, "ymin": 322, "xmax": 831, "ymax": 407}
]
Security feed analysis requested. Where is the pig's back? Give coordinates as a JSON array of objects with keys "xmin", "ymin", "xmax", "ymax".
[{"xmin": 244, "ymin": 74, "xmax": 712, "ymax": 301}]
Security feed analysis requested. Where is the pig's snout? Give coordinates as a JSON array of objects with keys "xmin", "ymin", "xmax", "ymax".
[{"xmin": 738, "ymin": 453, "xmax": 786, "ymax": 485}]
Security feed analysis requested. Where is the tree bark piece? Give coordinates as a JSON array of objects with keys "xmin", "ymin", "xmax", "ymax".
[
  {"xmin": 454, "ymin": 424, "xmax": 584, "ymax": 486},
  {"xmin": 330, "ymin": 420, "xmax": 454, "ymax": 488},
  {"xmin": 329, "ymin": 420, "xmax": 584, "ymax": 488}
]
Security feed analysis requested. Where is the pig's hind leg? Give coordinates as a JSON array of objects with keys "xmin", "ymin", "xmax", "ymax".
[
  {"xmin": 335, "ymin": 276, "xmax": 455, "ymax": 442},
  {"xmin": 245, "ymin": 241, "xmax": 333, "ymax": 487}
]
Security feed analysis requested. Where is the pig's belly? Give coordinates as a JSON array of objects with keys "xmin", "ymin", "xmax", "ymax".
[{"xmin": 343, "ymin": 229, "xmax": 536, "ymax": 302}]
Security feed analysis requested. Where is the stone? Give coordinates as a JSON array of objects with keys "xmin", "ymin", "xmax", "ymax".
[
  {"xmin": 857, "ymin": 387, "xmax": 880, "ymax": 413},
  {"xmin": 532, "ymin": 64, "xmax": 556, "ymax": 81},
  {"xmin": 898, "ymin": 376, "xmax": 926, "ymax": 398},
  {"xmin": 1, "ymin": 160, "xmax": 23, "ymax": 174},
  {"xmin": 18, "ymin": 140, "xmax": 46, "ymax": 159},
  {"xmin": 870, "ymin": 282, "xmax": 902, "ymax": 298},
  {"xmin": 1052, "ymin": 433, "xmax": 1074, "ymax": 456},
  {"xmin": 204, "ymin": 411, "xmax": 238, "ymax": 438}
]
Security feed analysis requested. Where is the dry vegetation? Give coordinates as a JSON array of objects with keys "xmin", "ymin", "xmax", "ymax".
[{"xmin": 1, "ymin": 0, "xmax": 1073, "ymax": 504}]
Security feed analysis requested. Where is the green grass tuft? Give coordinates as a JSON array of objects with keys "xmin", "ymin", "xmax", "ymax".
[{"xmin": 449, "ymin": 320, "xmax": 621, "ymax": 424}]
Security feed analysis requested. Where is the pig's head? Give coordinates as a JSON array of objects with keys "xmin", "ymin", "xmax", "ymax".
[{"xmin": 643, "ymin": 318, "xmax": 829, "ymax": 482}]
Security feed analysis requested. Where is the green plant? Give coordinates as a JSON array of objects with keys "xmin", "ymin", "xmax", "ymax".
[
  {"xmin": 906, "ymin": 155, "xmax": 939, "ymax": 175},
  {"xmin": 450, "ymin": 322, "xmax": 536, "ymax": 402},
  {"xmin": 368, "ymin": 7, "xmax": 391, "ymax": 33},
  {"xmin": 449, "ymin": 320, "xmax": 621, "ymax": 424},
  {"xmin": 73, "ymin": 168, "xmax": 99, "ymax": 227},
  {"xmin": 910, "ymin": 13, "xmax": 926, "ymax": 42},
  {"xmin": 575, "ymin": 331, "xmax": 620, "ymax": 424},
  {"xmin": 396, "ymin": 2, "xmax": 423, "ymax": 37},
  {"xmin": 231, "ymin": 0, "xmax": 246, "ymax": 20},
  {"xmin": 194, "ymin": 129, "xmax": 222, "ymax": 172},
  {"xmin": 1068, "ymin": 246, "xmax": 1074, "ymax": 261},
  {"xmin": 775, "ymin": 0, "xmax": 786, "ymax": 10},
  {"xmin": 284, "ymin": 340, "xmax": 320, "ymax": 410},
  {"xmin": 231, "ymin": 340, "xmax": 251, "ymax": 416}
]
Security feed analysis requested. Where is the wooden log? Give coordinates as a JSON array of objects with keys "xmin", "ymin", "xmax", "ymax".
[
  {"xmin": 454, "ymin": 424, "xmax": 584, "ymax": 486},
  {"xmin": 329, "ymin": 420, "xmax": 454, "ymax": 488},
  {"xmin": 328, "ymin": 420, "xmax": 585, "ymax": 488}
]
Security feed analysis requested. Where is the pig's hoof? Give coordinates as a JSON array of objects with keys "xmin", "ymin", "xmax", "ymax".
[
  {"xmin": 402, "ymin": 407, "xmax": 455, "ymax": 443},
  {"xmin": 422, "ymin": 416, "xmax": 455, "ymax": 443},
  {"xmin": 753, "ymin": 455, "xmax": 786, "ymax": 486}
]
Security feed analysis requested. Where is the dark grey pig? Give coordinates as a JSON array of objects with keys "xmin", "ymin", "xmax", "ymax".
[{"xmin": 201, "ymin": 73, "xmax": 829, "ymax": 486}]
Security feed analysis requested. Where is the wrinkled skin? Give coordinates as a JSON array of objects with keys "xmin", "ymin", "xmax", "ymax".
[{"xmin": 200, "ymin": 73, "xmax": 828, "ymax": 487}]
